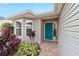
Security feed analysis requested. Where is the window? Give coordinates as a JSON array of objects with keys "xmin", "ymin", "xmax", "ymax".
[
  {"xmin": 26, "ymin": 22, "xmax": 32, "ymax": 36},
  {"xmin": 16, "ymin": 22, "xmax": 21, "ymax": 36},
  {"xmin": 16, "ymin": 29, "xmax": 21, "ymax": 36},
  {"xmin": 26, "ymin": 29, "xmax": 32, "ymax": 36}
]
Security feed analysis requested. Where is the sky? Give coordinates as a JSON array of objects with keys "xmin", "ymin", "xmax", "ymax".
[{"xmin": 0, "ymin": 3, "xmax": 54, "ymax": 17}]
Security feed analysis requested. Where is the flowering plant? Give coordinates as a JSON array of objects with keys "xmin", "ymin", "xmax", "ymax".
[
  {"xmin": 0, "ymin": 23, "xmax": 21, "ymax": 56},
  {"xmin": 28, "ymin": 30, "xmax": 35, "ymax": 41},
  {"xmin": 31, "ymin": 31, "xmax": 35, "ymax": 38},
  {"xmin": 14, "ymin": 42, "xmax": 40, "ymax": 56}
]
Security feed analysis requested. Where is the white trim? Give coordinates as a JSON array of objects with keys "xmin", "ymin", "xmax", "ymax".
[{"xmin": 44, "ymin": 22, "xmax": 56, "ymax": 41}]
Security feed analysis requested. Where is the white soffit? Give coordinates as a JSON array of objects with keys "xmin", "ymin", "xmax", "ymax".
[{"xmin": 54, "ymin": 3, "xmax": 64, "ymax": 14}]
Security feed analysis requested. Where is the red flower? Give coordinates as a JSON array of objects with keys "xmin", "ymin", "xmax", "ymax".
[{"xmin": 31, "ymin": 31, "xmax": 35, "ymax": 37}]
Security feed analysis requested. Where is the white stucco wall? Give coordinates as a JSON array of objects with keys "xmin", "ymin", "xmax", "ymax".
[
  {"xmin": 32, "ymin": 19, "xmax": 41, "ymax": 44},
  {"xmin": 59, "ymin": 3, "xmax": 79, "ymax": 55}
]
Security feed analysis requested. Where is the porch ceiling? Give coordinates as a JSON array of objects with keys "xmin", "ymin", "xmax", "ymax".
[{"xmin": 37, "ymin": 14, "xmax": 59, "ymax": 19}]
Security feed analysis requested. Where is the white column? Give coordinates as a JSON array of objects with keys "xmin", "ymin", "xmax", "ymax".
[
  {"xmin": 32, "ymin": 19, "xmax": 41, "ymax": 44},
  {"xmin": 21, "ymin": 19, "xmax": 26, "ymax": 40},
  {"xmin": 13, "ymin": 20, "xmax": 16, "ymax": 35}
]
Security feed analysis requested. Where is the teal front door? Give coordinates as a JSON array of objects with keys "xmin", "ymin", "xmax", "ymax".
[{"xmin": 45, "ymin": 23, "xmax": 54, "ymax": 40}]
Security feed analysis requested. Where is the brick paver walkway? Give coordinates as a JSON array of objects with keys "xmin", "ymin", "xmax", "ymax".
[{"xmin": 39, "ymin": 41, "xmax": 59, "ymax": 56}]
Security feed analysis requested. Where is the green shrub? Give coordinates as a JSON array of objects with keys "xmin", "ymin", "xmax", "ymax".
[
  {"xmin": 14, "ymin": 42, "xmax": 40, "ymax": 56},
  {"xmin": 1, "ymin": 23, "xmax": 14, "ymax": 33}
]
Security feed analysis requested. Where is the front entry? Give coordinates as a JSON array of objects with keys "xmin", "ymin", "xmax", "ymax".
[{"xmin": 44, "ymin": 23, "xmax": 54, "ymax": 41}]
